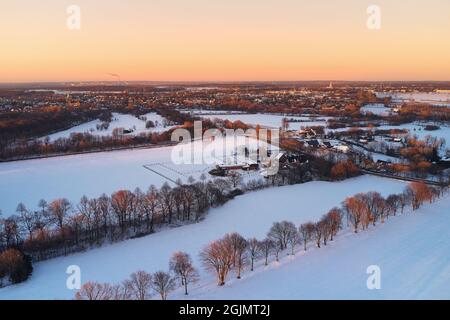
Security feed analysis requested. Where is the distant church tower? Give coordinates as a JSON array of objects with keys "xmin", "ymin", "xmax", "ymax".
[{"xmin": 328, "ymin": 82, "xmax": 333, "ymax": 89}]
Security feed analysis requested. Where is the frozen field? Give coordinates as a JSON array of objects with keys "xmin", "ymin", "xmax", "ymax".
[
  {"xmin": 379, "ymin": 122, "xmax": 450, "ymax": 143},
  {"xmin": 339, "ymin": 122, "xmax": 450, "ymax": 155},
  {"xmin": 201, "ymin": 113, "xmax": 330, "ymax": 130},
  {"xmin": 376, "ymin": 91, "xmax": 450, "ymax": 107},
  {"xmin": 0, "ymin": 136, "xmax": 274, "ymax": 216},
  {"xmin": 360, "ymin": 104, "xmax": 394, "ymax": 117},
  {"xmin": 191, "ymin": 192, "xmax": 450, "ymax": 300},
  {"xmin": 0, "ymin": 175, "xmax": 408, "ymax": 300},
  {"xmin": 44, "ymin": 112, "xmax": 173, "ymax": 141}
]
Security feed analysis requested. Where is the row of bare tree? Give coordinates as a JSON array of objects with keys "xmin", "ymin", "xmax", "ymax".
[
  {"xmin": 0, "ymin": 177, "xmax": 235, "ymax": 262},
  {"xmin": 199, "ymin": 210, "xmax": 342, "ymax": 287},
  {"xmin": 75, "ymin": 251, "xmax": 198, "ymax": 300},
  {"xmin": 72, "ymin": 182, "xmax": 443, "ymax": 299},
  {"xmin": 200, "ymin": 182, "xmax": 441, "ymax": 286}
]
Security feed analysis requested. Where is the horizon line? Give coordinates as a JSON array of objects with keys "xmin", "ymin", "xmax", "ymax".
[{"xmin": 1, "ymin": 79, "xmax": 450, "ymax": 86}]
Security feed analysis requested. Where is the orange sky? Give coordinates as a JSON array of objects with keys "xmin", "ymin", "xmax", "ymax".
[{"xmin": 1, "ymin": 0, "xmax": 449, "ymax": 82}]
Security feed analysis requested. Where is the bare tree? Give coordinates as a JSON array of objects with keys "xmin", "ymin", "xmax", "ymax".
[
  {"xmin": 299, "ymin": 222, "xmax": 315, "ymax": 251},
  {"xmin": 169, "ymin": 251, "xmax": 198, "ymax": 295},
  {"xmin": 160, "ymin": 183, "xmax": 176, "ymax": 223},
  {"xmin": 75, "ymin": 282, "xmax": 114, "ymax": 300},
  {"xmin": 228, "ymin": 172, "xmax": 242, "ymax": 188},
  {"xmin": 126, "ymin": 270, "xmax": 152, "ymax": 300},
  {"xmin": 246, "ymin": 238, "xmax": 261, "ymax": 271},
  {"xmin": 224, "ymin": 233, "xmax": 247, "ymax": 279},
  {"xmin": 259, "ymin": 238, "xmax": 274, "ymax": 266},
  {"xmin": 343, "ymin": 194, "xmax": 367, "ymax": 233},
  {"xmin": 267, "ymin": 221, "xmax": 296, "ymax": 250},
  {"xmin": 272, "ymin": 241, "xmax": 282, "ymax": 262},
  {"xmin": 111, "ymin": 190, "xmax": 134, "ymax": 235},
  {"xmin": 287, "ymin": 228, "xmax": 300, "ymax": 255},
  {"xmin": 326, "ymin": 208, "xmax": 342, "ymax": 241},
  {"xmin": 318, "ymin": 216, "xmax": 331, "ymax": 246},
  {"xmin": 313, "ymin": 222, "xmax": 323, "ymax": 248},
  {"xmin": 97, "ymin": 194, "xmax": 111, "ymax": 239},
  {"xmin": 386, "ymin": 194, "xmax": 400, "ymax": 217},
  {"xmin": 151, "ymin": 271, "xmax": 176, "ymax": 300},
  {"xmin": 48, "ymin": 198, "xmax": 71, "ymax": 231},
  {"xmin": 112, "ymin": 282, "xmax": 132, "ymax": 300},
  {"xmin": 200, "ymin": 238, "xmax": 234, "ymax": 286},
  {"xmin": 17, "ymin": 203, "xmax": 34, "ymax": 240},
  {"xmin": 37, "ymin": 199, "xmax": 48, "ymax": 217}
]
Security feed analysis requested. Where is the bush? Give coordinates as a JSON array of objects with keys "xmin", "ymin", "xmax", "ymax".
[
  {"xmin": 0, "ymin": 249, "xmax": 33, "ymax": 286},
  {"xmin": 330, "ymin": 160, "xmax": 360, "ymax": 180},
  {"xmin": 424, "ymin": 125, "xmax": 440, "ymax": 131},
  {"xmin": 146, "ymin": 120, "xmax": 155, "ymax": 129},
  {"xmin": 226, "ymin": 189, "xmax": 244, "ymax": 200}
]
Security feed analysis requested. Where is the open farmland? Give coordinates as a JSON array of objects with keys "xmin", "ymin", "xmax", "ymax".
[
  {"xmin": 0, "ymin": 175, "xmax": 408, "ymax": 299},
  {"xmin": 0, "ymin": 136, "xmax": 274, "ymax": 216}
]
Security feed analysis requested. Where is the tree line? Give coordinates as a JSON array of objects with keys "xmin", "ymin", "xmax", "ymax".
[
  {"xmin": 0, "ymin": 177, "xmax": 239, "ymax": 263},
  {"xmin": 0, "ymin": 108, "xmax": 194, "ymax": 161},
  {"xmin": 75, "ymin": 251, "xmax": 198, "ymax": 300},
  {"xmin": 73, "ymin": 181, "xmax": 443, "ymax": 299},
  {"xmin": 0, "ymin": 149, "xmax": 346, "ymax": 289},
  {"xmin": 200, "ymin": 181, "xmax": 441, "ymax": 287}
]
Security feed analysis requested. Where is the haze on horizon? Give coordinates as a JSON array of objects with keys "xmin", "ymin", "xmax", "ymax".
[{"xmin": 1, "ymin": 0, "xmax": 449, "ymax": 83}]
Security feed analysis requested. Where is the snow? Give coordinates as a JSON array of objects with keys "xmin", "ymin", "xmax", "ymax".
[
  {"xmin": 376, "ymin": 92, "xmax": 450, "ymax": 107},
  {"xmin": 190, "ymin": 195, "xmax": 450, "ymax": 300},
  {"xmin": 44, "ymin": 112, "xmax": 173, "ymax": 141},
  {"xmin": 179, "ymin": 109, "xmax": 247, "ymax": 115},
  {"xmin": 378, "ymin": 123, "xmax": 450, "ymax": 142},
  {"xmin": 0, "ymin": 175, "xmax": 408, "ymax": 300},
  {"xmin": 0, "ymin": 136, "xmax": 275, "ymax": 216},
  {"xmin": 360, "ymin": 104, "xmax": 394, "ymax": 117},
  {"xmin": 349, "ymin": 144, "xmax": 401, "ymax": 163},
  {"xmin": 200, "ymin": 113, "xmax": 330, "ymax": 130},
  {"xmin": 334, "ymin": 122, "xmax": 450, "ymax": 156}
]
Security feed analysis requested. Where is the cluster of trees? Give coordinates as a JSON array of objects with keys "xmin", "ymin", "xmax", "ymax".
[
  {"xmin": 330, "ymin": 160, "xmax": 360, "ymax": 180},
  {"xmin": 398, "ymin": 104, "xmax": 450, "ymax": 122},
  {"xmin": 0, "ymin": 130, "xmax": 175, "ymax": 160},
  {"xmin": 0, "ymin": 108, "xmax": 193, "ymax": 160},
  {"xmin": 0, "ymin": 177, "xmax": 239, "ymax": 263},
  {"xmin": 0, "ymin": 106, "xmax": 106, "ymax": 142},
  {"xmin": 0, "ymin": 249, "xmax": 33, "ymax": 287},
  {"xmin": 280, "ymin": 138, "xmax": 361, "ymax": 182},
  {"xmin": 399, "ymin": 135, "xmax": 445, "ymax": 163},
  {"xmin": 344, "ymin": 182, "xmax": 438, "ymax": 233},
  {"xmin": 75, "ymin": 251, "xmax": 197, "ymax": 300}
]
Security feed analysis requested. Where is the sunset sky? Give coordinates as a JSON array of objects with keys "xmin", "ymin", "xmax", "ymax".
[{"xmin": 1, "ymin": 0, "xmax": 449, "ymax": 82}]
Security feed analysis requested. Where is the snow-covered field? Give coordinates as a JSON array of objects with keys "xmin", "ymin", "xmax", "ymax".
[
  {"xmin": 200, "ymin": 113, "xmax": 330, "ymax": 130},
  {"xmin": 44, "ymin": 112, "xmax": 173, "ymax": 141},
  {"xmin": 376, "ymin": 91, "xmax": 450, "ymax": 107},
  {"xmin": 378, "ymin": 122, "xmax": 450, "ymax": 143},
  {"xmin": 192, "ymin": 193, "xmax": 450, "ymax": 300},
  {"xmin": 0, "ymin": 175, "xmax": 408, "ymax": 300},
  {"xmin": 0, "ymin": 136, "xmax": 274, "ymax": 216},
  {"xmin": 360, "ymin": 104, "xmax": 394, "ymax": 117},
  {"xmin": 338, "ymin": 122, "xmax": 450, "ymax": 155}
]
